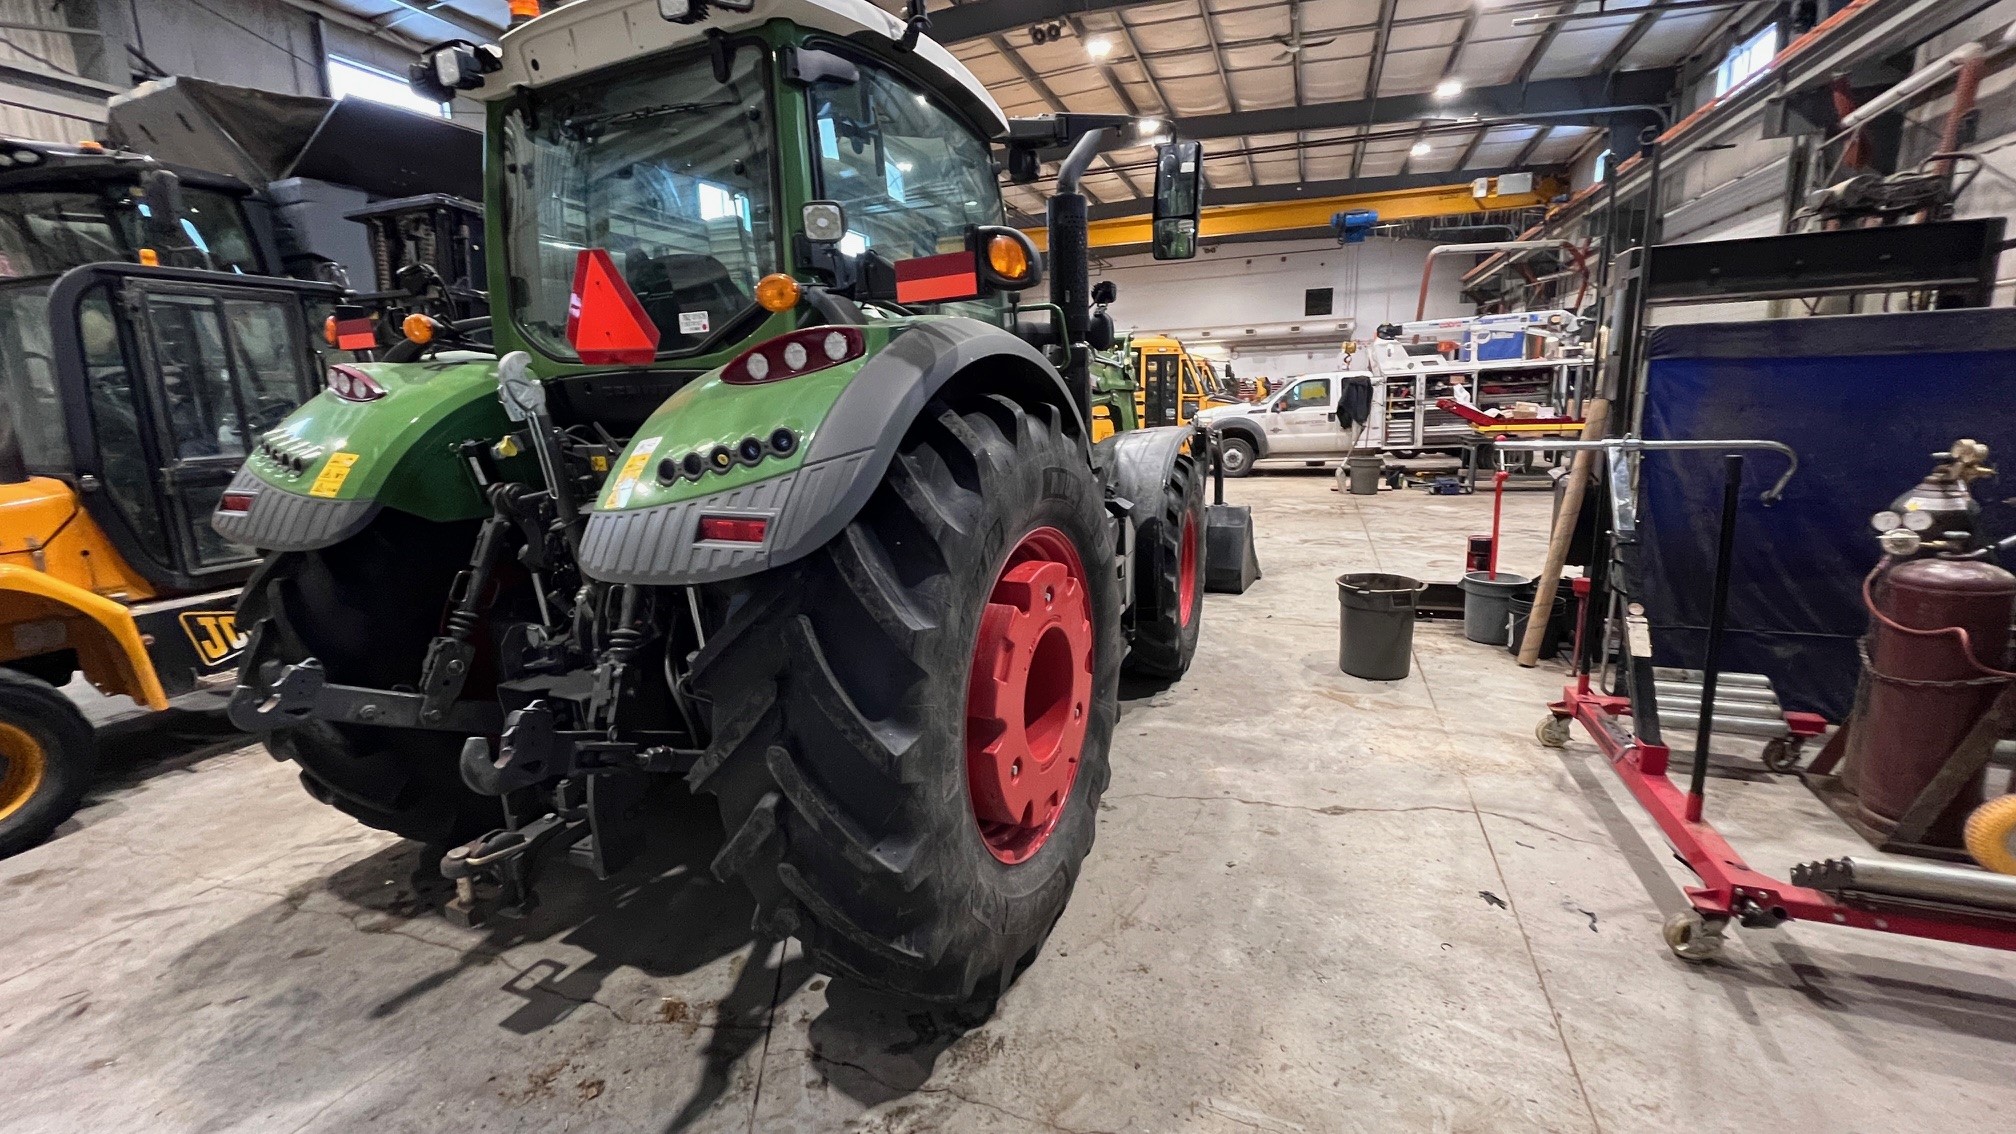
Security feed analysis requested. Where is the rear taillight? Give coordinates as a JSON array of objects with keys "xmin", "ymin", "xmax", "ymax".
[
  {"xmin": 219, "ymin": 490, "xmax": 256, "ymax": 514},
  {"xmin": 696, "ymin": 516, "xmax": 769, "ymax": 543},
  {"xmin": 723, "ymin": 327, "xmax": 864, "ymax": 385},
  {"xmin": 327, "ymin": 364, "xmax": 386, "ymax": 402}
]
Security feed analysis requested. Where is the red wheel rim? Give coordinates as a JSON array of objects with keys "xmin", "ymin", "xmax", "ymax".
[
  {"xmin": 965, "ymin": 527, "xmax": 1095, "ymax": 864},
  {"xmin": 1177, "ymin": 511, "xmax": 1199, "ymax": 628}
]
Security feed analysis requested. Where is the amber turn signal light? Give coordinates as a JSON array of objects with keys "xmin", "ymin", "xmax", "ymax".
[
  {"xmin": 755, "ymin": 273, "xmax": 802, "ymax": 313},
  {"xmin": 402, "ymin": 313, "xmax": 436, "ymax": 344},
  {"xmin": 986, "ymin": 234, "xmax": 1030, "ymax": 282},
  {"xmin": 322, "ymin": 314, "xmax": 338, "ymax": 345}
]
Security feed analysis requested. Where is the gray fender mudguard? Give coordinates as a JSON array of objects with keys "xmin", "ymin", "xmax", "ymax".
[
  {"xmin": 1099, "ymin": 424, "xmax": 1196, "ymax": 523},
  {"xmin": 578, "ymin": 318, "xmax": 1087, "ymax": 586}
]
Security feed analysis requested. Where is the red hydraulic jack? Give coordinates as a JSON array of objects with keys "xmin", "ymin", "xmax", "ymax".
[{"xmin": 1520, "ymin": 442, "xmax": 2016, "ymax": 960}]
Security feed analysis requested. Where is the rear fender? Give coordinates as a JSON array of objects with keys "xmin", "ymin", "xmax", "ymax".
[
  {"xmin": 579, "ymin": 317, "xmax": 1084, "ymax": 585},
  {"xmin": 212, "ymin": 358, "xmax": 512, "ymax": 552},
  {"xmin": 0, "ymin": 563, "xmax": 167, "ymax": 709}
]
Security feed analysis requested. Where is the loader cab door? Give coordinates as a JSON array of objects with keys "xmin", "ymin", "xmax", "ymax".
[
  {"xmin": 1141, "ymin": 351, "xmax": 1181, "ymax": 427},
  {"xmin": 51, "ymin": 267, "xmax": 336, "ymax": 592}
]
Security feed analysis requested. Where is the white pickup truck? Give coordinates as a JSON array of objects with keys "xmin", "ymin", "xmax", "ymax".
[{"xmin": 1195, "ymin": 372, "xmax": 1373, "ymax": 476}]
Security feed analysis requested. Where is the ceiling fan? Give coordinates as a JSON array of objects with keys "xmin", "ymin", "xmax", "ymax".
[{"xmin": 1272, "ymin": 4, "xmax": 1335, "ymax": 62}]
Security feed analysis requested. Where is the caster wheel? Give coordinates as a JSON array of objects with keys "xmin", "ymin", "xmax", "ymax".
[
  {"xmin": 1761, "ymin": 736, "xmax": 1803, "ymax": 773},
  {"xmin": 1536, "ymin": 716, "xmax": 1572, "ymax": 749},
  {"xmin": 1964, "ymin": 794, "xmax": 2016, "ymax": 875},
  {"xmin": 1662, "ymin": 909, "xmax": 1728, "ymax": 962}
]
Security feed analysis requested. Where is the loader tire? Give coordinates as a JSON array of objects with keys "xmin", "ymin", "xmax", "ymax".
[
  {"xmin": 689, "ymin": 394, "xmax": 1122, "ymax": 1005},
  {"xmin": 256, "ymin": 511, "xmax": 503, "ymax": 846},
  {"xmin": 1120, "ymin": 446, "xmax": 1205, "ymax": 679},
  {"xmin": 0, "ymin": 669, "xmax": 94, "ymax": 859}
]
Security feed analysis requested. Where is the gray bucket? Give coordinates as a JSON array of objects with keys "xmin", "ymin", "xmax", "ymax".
[
  {"xmin": 1346, "ymin": 453, "xmax": 1383, "ymax": 496},
  {"xmin": 1337, "ymin": 572, "xmax": 1423, "ymax": 680},
  {"xmin": 1460, "ymin": 570, "xmax": 1530, "ymax": 645}
]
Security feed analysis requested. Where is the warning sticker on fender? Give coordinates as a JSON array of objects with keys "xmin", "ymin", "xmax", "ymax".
[
  {"xmin": 308, "ymin": 452, "xmax": 359, "ymax": 498},
  {"xmin": 605, "ymin": 436, "xmax": 661, "ymax": 510}
]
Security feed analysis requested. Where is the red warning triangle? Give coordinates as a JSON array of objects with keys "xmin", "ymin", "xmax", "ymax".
[{"xmin": 565, "ymin": 248, "xmax": 660, "ymax": 365}]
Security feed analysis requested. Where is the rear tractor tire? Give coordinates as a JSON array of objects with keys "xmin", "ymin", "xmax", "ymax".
[
  {"xmin": 0, "ymin": 669, "xmax": 95, "ymax": 858},
  {"xmin": 1121, "ymin": 445, "xmax": 1205, "ymax": 680},
  {"xmin": 251, "ymin": 511, "xmax": 505, "ymax": 847},
  {"xmin": 689, "ymin": 394, "xmax": 1122, "ymax": 1004}
]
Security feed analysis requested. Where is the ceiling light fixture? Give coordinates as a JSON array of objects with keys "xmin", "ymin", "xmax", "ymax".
[
  {"xmin": 1136, "ymin": 117, "xmax": 1165, "ymax": 138},
  {"xmin": 1410, "ymin": 141, "xmax": 1433, "ymax": 157},
  {"xmin": 1085, "ymin": 36, "xmax": 1114, "ymax": 59},
  {"xmin": 1433, "ymin": 78, "xmax": 1463, "ymax": 100}
]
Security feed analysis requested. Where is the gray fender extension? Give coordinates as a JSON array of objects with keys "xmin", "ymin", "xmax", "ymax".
[
  {"xmin": 578, "ymin": 318, "xmax": 1087, "ymax": 586},
  {"xmin": 1098, "ymin": 424, "xmax": 1195, "ymax": 520},
  {"xmin": 210, "ymin": 464, "xmax": 380, "ymax": 552}
]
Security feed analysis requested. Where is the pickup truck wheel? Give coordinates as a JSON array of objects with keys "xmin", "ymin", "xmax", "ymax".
[
  {"xmin": 1219, "ymin": 435, "xmax": 1256, "ymax": 477},
  {"xmin": 253, "ymin": 512, "xmax": 504, "ymax": 846},
  {"xmin": 0, "ymin": 669, "xmax": 94, "ymax": 859},
  {"xmin": 689, "ymin": 393, "xmax": 1121, "ymax": 1005}
]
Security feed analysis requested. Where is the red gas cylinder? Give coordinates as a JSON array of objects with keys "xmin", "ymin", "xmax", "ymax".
[{"xmin": 1848, "ymin": 557, "xmax": 2016, "ymax": 846}]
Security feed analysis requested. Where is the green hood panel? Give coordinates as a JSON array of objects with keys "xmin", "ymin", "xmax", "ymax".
[{"xmin": 241, "ymin": 358, "xmax": 511, "ymax": 522}]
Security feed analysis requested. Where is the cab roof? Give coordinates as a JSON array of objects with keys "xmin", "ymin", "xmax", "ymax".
[{"xmin": 490, "ymin": 0, "xmax": 1008, "ymax": 138}]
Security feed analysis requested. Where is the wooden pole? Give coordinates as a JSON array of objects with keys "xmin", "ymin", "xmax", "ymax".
[{"xmin": 1518, "ymin": 398, "xmax": 1610, "ymax": 667}]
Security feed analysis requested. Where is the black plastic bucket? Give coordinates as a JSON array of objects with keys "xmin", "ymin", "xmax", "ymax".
[
  {"xmin": 1505, "ymin": 590, "xmax": 1569, "ymax": 659},
  {"xmin": 1337, "ymin": 572, "xmax": 1423, "ymax": 680}
]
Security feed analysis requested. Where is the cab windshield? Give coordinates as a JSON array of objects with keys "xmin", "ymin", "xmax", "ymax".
[{"xmin": 502, "ymin": 44, "xmax": 777, "ymax": 361}]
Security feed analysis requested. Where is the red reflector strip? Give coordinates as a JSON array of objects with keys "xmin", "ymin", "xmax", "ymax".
[
  {"xmin": 894, "ymin": 251, "xmax": 980, "ymax": 303},
  {"xmin": 335, "ymin": 318, "xmax": 376, "ymax": 350},
  {"xmin": 219, "ymin": 491, "xmax": 256, "ymax": 514},
  {"xmin": 696, "ymin": 516, "xmax": 768, "ymax": 543},
  {"xmin": 567, "ymin": 248, "xmax": 661, "ymax": 364}
]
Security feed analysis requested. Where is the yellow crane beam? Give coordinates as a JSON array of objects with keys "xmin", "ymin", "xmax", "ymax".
[{"xmin": 1022, "ymin": 176, "xmax": 1566, "ymax": 252}]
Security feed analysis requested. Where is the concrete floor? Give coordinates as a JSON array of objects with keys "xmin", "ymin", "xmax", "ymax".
[{"xmin": 6, "ymin": 473, "xmax": 2016, "ymax": 1133}]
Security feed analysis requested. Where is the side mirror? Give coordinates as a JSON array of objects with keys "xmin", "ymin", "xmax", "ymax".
[
  {"xmin": 1151, "ymin": 140, "xmax": 1202, "ymax": 261},
  {"xmin": 409, "ymin": 39, "xmax": 501, "ymax": 103},
  {"xmin": 137, "ymin": 168, "xmax": 185, "ymax": 254}
]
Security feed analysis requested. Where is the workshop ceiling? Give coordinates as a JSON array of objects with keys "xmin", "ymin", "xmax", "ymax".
[{"xmin": 311, "ymin": 0, "xmax": 1738, "ymax": 218}]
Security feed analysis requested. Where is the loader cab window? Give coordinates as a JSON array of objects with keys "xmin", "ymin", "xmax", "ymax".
[
  {"xmin": 0, "ymin": 185, "xmax": 260, "ymax": 280},
  {"xmin": 502, "ymin": 45, "xmax": 777, "ymax": 361},
  {"xmin": 808, "ymin": 58, "xmax": 1004, "ymax": 317}
]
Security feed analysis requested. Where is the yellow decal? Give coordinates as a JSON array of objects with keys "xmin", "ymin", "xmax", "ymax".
[
  {"xmin": 590, "ymin": 453, "xmax": 610, "ymax": 473},
  {"xmin": 178, "ymin": 611, "xmax": 248, "ymax": 668},
  {"xmin": 604, "ymin": 437, "xmax": 662, "ymax": 510},
  {"xmin": 309, "ymin": 452, "xmax": 360, "ymax": 498}
]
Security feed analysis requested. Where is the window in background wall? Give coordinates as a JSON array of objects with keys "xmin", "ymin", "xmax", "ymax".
[
  {"xmin": 1304, "ymin": 287, "xmax": 1333, "ymax": 317},
  {"xmin": 1713, "ymin": 24, "xmax": 1777, "ymax": 97},
  {"xmin": 326, "ymin": 55, "xmax": 449, "ymax": 118}
]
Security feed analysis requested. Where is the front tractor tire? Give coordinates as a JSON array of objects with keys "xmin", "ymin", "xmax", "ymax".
[
  {"xmin": 252, "ymin": 512, "xmax": 504, "ymax": 847},
  {"xmin": 689, "ymin": 394, "xmax": 1122, "ymax": 1005},
  {"xmin": 1119, "ymin": 443, "xmax": 1206, "ymax": 679}
]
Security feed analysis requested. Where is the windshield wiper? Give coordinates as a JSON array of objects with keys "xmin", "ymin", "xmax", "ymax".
[{"xmin": 561, "ymin": 100, "xmax": 741, "ymax": 137}]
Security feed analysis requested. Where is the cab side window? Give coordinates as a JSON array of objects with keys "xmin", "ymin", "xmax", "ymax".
[
  {"xmin": 1280, "ymin": 378, "xmax": 1331, "ymax": 410},
  {"xmin": 809, "ymin": 58, "xmax": 1004, "ymax": 317}
]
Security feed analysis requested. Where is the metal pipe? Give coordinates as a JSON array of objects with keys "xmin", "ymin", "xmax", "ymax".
[
  {"xmin": 1793, "ymin": 856, "xmax": 2016, "ymax": 913},
  {"xmin": 1686, "ymin": 454, "xmax": 1744, "ymax": 820},
  {"xmin": 1669, "ymin": 669, "xmax": 1773, "ymax": 689},
  {"xmin": 1493, "ymin": 436, "xmax": 1799, "ymax": 504},
  {"xmin": 1417, "ymin": 239, "xmax": 1573, "ymax": 320},
  {"xmin": 1657, "ymin": 711, "xmax": 1788, "ymax": 738},
  {"xmin": 1654, "ymin": 678, "xmax": 1779, "ymax": 701},
  {"xmin": 1837, "ymin": 40, "xmax": 1986, "ymax": 132},
  {"xmin": 1049, "ymin": 127, "xmax": 1117, "ymax": 425}
]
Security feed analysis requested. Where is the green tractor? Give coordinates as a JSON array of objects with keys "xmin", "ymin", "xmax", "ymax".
[{"xmin": 216, "ymin": 0, "xmax": 1212, "ymax": 1006}]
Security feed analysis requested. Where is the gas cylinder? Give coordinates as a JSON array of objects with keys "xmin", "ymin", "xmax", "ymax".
[{"xmin": 1847, "ymin": 555, "xmax": 2016, "ymax": 846}]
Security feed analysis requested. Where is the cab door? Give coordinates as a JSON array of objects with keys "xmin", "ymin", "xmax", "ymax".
[
  {"xmin": 1140, "ymin": 351, "xmax": 1182, "ymax": 427},
  {"xmin": 128, "ymin": 283, "xmax": 321, "ymax": 574},
  {"xmin": 1263, "ymin": 377, "xmax": 1337, "ymax": 455}
]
